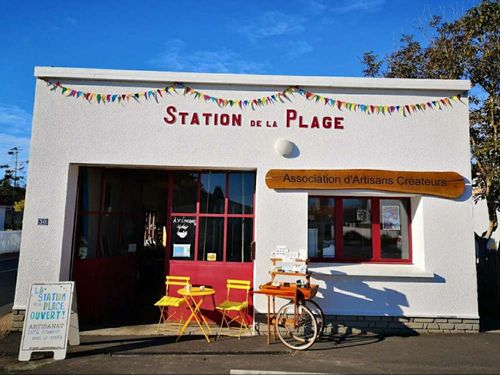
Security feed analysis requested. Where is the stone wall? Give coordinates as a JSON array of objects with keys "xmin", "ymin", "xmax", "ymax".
[
  {"xmin": 326, "ymin": 315, "xmax": 479, "ymax": 335},
  {"xmin": 10, "ymin": 309, "xmax": 25, "ymax": 332},
  {"xmin": 12, "ymin": 309, "xmax": 480, "ymax": 335},
  {"xmin": 255, "ymin": 313, "xmax": 479, "ymax": 335}
]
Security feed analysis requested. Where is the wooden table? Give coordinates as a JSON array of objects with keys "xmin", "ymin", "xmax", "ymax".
[{"xmin": 177, "ymin": 287, "xmax": 215, "ymax": 343}]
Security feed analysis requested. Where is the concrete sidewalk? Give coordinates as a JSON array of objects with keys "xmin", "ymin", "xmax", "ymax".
[{"xmin": 3, "ymin": 329, "xmax": 500, "ymax": 374}]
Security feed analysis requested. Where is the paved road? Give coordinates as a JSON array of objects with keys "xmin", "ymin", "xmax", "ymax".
[
  {"xmin": 0, "ymin": 253, "xmax": 19, "ymax": 309},
  {"xmin": 3, "ymin": 333, "xmax": 500, "ymax": 374}
]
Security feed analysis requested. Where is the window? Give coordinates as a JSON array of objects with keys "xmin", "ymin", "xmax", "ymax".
[
  {"xmin": 308, "ymin": 196, "xmax": 411, "ymax": 263},
  {"xmin": 74, "ymin": 168, "xmax": 255, "ymax": 262},
  {"xmin": 75, "ymin": 168, "xmax": 146, "ymax": 259},
  {"xmin": 170, "ymin": 171, "xmax": 255, "ymax": 263},
  {"xmin": 343, "ymin": 199, "xmax": 372, "ymax": 259}
]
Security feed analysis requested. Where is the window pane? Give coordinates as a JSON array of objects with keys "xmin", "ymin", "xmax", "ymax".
[
  {"xmin": 102, "ymin": 171, "xmax": 123, "ymax": 213},
  {"xmin": 308, "ymin": 197, "xmax": 335, "ymax": 258},
  {"xmin": 227, "ymin": 218, "xmax": 253, "ymax": 262},
  {"xmin": 99, "ymin": 214, "xmax": 121, "ymax": 257},
  {"xmin": 343, "ymin": 199, "xmax": 372, "ymax": 259},
  {"xmin": 79, "ymin": 168, "xmax": 101, "ymax": 212},
  {"xmin": 228, "ymin": 172, "xmax": 255, "ymax": 214},
  {"xmin": 172, "ymin": 173, "xmax": 198, "ymax": 213},
  {"xmin": 121, "ymin": 215, "xmax": 140, "ymax": 255},
  {"xmin": 381, "ymin": 199, "xmax": 410, "ymax": 259},
  {"xmin": 200, "ymin": 172, "xmax": 226, "ymax": 214},
  {"xmin": 77, "ymin": 214, "xmax": 99, "ymax": 259},
  {"xmin": 198, "ymin": 217, "xmax": 224, "ymax": 261},
  {"xmin": 121, "ymin": 176, "xmax": 142, "ymax": 215},
  {"xmin": 171, "ymin": 216, "xmax": 196, "ymax": 259}
]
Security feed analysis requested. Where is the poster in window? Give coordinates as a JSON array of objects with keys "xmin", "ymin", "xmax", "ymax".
[
  {"xmin": 356, "ymin": 209, "xmax": 369, "ymax": 222},
  {"xmin": 172, "ymin": 216, "xmax": 196, "ymax": 258},
  {"xmin": 382, "ymin": 206, "xmax": 401, "ymax": 230},
  {"xmin": 173, "ymin": 244, "xmax": 191, "ymax": 257}
]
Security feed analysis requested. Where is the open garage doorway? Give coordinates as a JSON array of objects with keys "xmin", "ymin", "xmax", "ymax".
[
  {"xmin": 71, "ymin": 167, "xmax": 168, "ymax": 329},
  {"xmin": 71, "ymin": 166, "xmax": 256, "ymax": 329}
]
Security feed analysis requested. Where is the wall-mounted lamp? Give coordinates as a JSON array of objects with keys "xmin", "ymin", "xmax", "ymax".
[{"xmin": 274, "ymin": 138, "xmax": 293, "ymax": 157}]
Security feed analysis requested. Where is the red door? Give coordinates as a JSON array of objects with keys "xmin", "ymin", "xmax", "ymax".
[{"xmin": 165, "ymin": 171, "xmax": 255, "ymax": 323}]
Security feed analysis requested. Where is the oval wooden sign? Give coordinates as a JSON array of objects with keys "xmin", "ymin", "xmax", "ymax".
[{"xmin": 265, "ymin": 169, "xmax": 465, "ymax": 199}]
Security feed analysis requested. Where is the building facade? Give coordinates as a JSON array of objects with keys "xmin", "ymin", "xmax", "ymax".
[{"xmin": 12, "ymin": 67, "xmax": 479, "ymax": 334}]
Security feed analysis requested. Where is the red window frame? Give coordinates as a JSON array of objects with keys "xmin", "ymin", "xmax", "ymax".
[
  {"xmin": 74, "ymin": 168, "xmax": 140, "ymax": 259},
  {"xmin": 167, "ymin": 171, "xmax": 256, "ymax": 263},
  {"xmin": 308, "ymin": 196, "xmax": 412, "ymax": 264}
]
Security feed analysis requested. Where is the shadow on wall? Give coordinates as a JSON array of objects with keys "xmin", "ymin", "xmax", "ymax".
[{"xmin": 312, "ymin": 269, "xmax": 446, "ymax": 336}]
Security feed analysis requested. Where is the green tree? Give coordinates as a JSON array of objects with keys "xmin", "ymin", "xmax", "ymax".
[
  {"xmin": 362, "ymin": 0, "xmax": 499, "ymax": 240},
  {"xmin": 0, "ymin": 146, "xmax": 27, "ymax": 208}
]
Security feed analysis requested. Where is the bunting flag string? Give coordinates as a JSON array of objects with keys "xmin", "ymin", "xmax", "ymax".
[{"xmin": 42, "ymin": 79, "xmax": 464, "ymax": 116}]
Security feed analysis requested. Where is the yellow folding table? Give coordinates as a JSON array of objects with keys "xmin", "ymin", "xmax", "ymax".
[{"xmin": 176, "ymin": 287, "xmax": 215, "ymax": 343}]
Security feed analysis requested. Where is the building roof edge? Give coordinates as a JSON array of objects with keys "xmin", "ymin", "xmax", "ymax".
[{"xmin": 34, "ymin": 66, "xmax": 471, "ymax": 91}]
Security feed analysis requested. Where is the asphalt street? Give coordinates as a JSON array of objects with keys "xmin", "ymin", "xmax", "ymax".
[{"xmin": 3, "ymin": 332, "xmax": 500, "ymax": 374}]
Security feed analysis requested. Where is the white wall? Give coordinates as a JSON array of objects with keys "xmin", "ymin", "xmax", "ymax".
[
  {"xmin": 0, "ymin": 230, "xmax": 21, "ymax": 254},
  {"xmin": 15, "ymin": 68, "xmax": 477, "ymax": 319}
]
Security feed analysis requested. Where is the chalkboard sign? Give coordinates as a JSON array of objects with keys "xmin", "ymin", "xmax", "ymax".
[
  {"xmin": 19, "ymin": 282, "xmax": 75, "ymax": 361},
  {"xmin": 171, "ymin": 216, "xmax": 196, "ymax": 259}
]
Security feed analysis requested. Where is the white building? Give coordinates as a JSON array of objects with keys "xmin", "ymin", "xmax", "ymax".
[{"xmin": 12, "ymin": 67, "xmax": 478, "ymax": 334}]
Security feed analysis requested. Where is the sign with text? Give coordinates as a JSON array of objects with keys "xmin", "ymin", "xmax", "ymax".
[
  {"xmin": 164, "ymin": 106, "xmax": 345, "ymax": 130},
  {"xmin": 19, "ymin": 282, "xmax": 74, "ymax": 361},
  {"xmin": 265, "ymin": 169, "xmax": 465, "ymax": 199},
  {"xmin": 172, "ymin": 216, "xmax": 196, "ymax": 258}
]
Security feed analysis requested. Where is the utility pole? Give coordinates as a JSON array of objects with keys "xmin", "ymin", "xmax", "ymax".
[
  {"xmin": 6, "ymin": 147, "xmax": 24, "ymax": 188},
  {"xmin": 8, "ymin": 147, "xmax": 20, "ymax": 188}
]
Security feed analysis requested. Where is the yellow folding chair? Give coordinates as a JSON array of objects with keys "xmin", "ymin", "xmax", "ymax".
[
  {"xmin": 154, "ymin": 275, "xmax": 190, "ymax": 334},
  {"xmin": 216, "ymin": 279, "xmax": 251, "ymax": 339}
]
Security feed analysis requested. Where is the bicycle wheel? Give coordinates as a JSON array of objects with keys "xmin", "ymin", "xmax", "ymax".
[
  {"xmin": 275, "ymin": 303, "xmax": 318, "ymax": 350},
  {"xmin": 304, "ymin": 300, "xmax": 325, "ymax": 337},
  {"xmin": 281, "ymin": 301, "xmax": 325, "ymax": 338}
]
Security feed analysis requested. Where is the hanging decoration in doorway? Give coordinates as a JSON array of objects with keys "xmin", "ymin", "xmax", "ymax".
[{"xmin": 42, "ymin": 79, "xmax": 464, "ymax": 116}]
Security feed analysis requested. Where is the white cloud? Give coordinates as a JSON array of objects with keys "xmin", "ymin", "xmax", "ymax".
[
  {"xmin": 0, "ymin": 104, "xmax": 31, "ymax": 178},
  {"xmin": 150, "ymin": 39, "xmax": 269, "ymax": 74},
  {"xmin": 329, "ymin": 0, "xmax": 386, "ymax": 13},
  {"xmin": 0, "ymin": 134, "xmax": 30, "ymax": 175},
  {"xmin": 0, "ymin": 103, "xmax": 32, "ymax": 137},
  {"xmin": 307, "ymin": 0, "xmax": 328, "ymax": 15},
  {"xmin": 237, "ymin": 11, "xmax": 305, "ymax": 42}
]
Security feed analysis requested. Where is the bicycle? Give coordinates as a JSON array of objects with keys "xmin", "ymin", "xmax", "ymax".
[{"xmin": 256, "ymin": 283, "xmax": 324, "ymax": 350}]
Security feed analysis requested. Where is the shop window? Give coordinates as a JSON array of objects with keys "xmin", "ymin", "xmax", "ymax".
[
  {"xmin": 343, "ymin": 199, "xmax": 372, "ymax": 259},
  {"xmin": 77, "ymin": 215, "xmax": 99, "ymax": 259},
  {"xmin": 170, "ymin": 170, "xmax": 256, "ymax": 263},
  {"xmin": 228, "ymin": 172, "xmax": 255, "ymax": 214},
  {"xmin": 172, "ymin": 173, "xmax": 198, "ymax": 213},
  {"xmin": 226, "ymin": 218, "xmax": 253, "ymax": 262},
  {"xmin": 102, "ymin": 171, "xmax": 123, "ymax": 213},
  {"xmin": 79, "ymin": 168, "xmax": 101, "ymax": 212},
  {"xmin": 380, "ymin": 199, "xmax": 410, "ymax": 260},
  {"xmin": 198, "ymin": 217, "xmax": 224, "ymax": 261},
  {"xmin": 200, "ymin": 172, "xmax": 226, "ymax": 214},
  {"xmin": 75, "ymin": 167, "xmax": 145, "ymax": 259},
  {"xmin": 307, "ymin": 197, "xmax": 335, "ymax": 258},
  {"xmin": 308, "ymin": 196, "xmax": 411, "ymax": 263}
]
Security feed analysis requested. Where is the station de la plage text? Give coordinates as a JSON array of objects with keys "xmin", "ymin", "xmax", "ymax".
[{"xmin": 164, "ymin": 105, "xmax": 345, "ymax": 129}]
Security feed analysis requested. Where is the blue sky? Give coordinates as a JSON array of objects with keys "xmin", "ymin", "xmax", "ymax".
[{"xmin": 0, "ymin": 0, "xmax": 479, "ymax": 179}]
